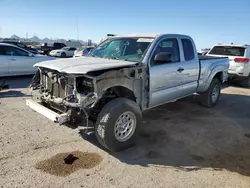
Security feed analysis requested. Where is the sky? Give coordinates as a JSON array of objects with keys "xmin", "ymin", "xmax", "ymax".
[{"xmin": 0, "ymin": 0, "xmax": 249, "ymax": 49}]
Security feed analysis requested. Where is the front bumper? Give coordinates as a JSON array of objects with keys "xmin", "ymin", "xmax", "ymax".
[
  {"xmin": 73, "ymin": 55, "xmax": 81, "ymax": 58},
  {"xmin": 26, "ymin": 99, "xmax": 69, "ymax": 124},
  {"xmin": 228, "ymin": 73, "xmax": 248, "ymax": 81},
  {"xmin": 50, "ymin": 53, "xmax": 61, "ymax": 57}
]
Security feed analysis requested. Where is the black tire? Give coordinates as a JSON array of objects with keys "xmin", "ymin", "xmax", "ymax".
[
  {"xmin": 241, "ymin": 75, "xmax": 250, "ymax": 88},
  {"xmin": 200, "ymin": 78, "xmax": 221, "ymax": 108},
  {"xmin": 94, "ymin": 98, "xmax": 142, "ymax": 152},
  {"xmin": 61, "ymin": 52, "xmax": 66, "ymax": 58},
  {"xmin": 45, "ymin": 51, "xmax": 50, "ymax": 56}
]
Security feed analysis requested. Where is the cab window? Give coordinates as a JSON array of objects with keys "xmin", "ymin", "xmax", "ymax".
[
  {"xmin": 181, "ymin": 39, "xmax": 195, "ymax": 61},
  {"xmin": 5, "ymin": 46, "xmax": 29, "ymax": 56},
  {"xmin": 150, "ymin": 38, "xmax": 180, "ymax": 66}
]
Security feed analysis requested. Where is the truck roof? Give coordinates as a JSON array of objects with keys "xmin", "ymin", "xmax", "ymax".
[
  {"xmin": 111, "ymin": 33, "xmax": 191, "ymax": 39},
  {"xmin": 0, "ymin": 42, "xmax": 18, "ymax": 47},
  {"xmin": 214, "ymin": 43, "xmax": 250, "ymax": 48}
]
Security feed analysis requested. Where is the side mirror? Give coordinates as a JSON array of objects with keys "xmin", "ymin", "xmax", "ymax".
[
  {"xmin": 154, "ymin": 52, "xmax": 172, "ymax": 64},
  {"xmin": 29, "ymin": 53, "xmax": 34, "ymax": 57}
]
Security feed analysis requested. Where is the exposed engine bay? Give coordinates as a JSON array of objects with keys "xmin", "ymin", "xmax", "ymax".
[{"xmin": 30, "ymin": 65, "xmax": 146, "ymax": 125}]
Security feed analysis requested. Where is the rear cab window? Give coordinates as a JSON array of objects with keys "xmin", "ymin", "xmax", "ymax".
[
  {"xmin": 181, "ymin": 39, "xmax": 195, "ymax": 61},
  {"xmin": 208, "ymin": 46, "xmax": 246, "ymax": 57}
]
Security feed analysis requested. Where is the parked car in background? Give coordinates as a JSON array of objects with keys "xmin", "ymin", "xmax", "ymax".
[
  {"xmin": 65, "ymin": 41, "xmax": 82, "ymax": 48},
  {"xmin": 40, "ymin": 42, "xmax": 66, "ymax": 55},
  {"xmin": 197, "ymin": 50, "xmax": 209, "ymax": 56},
  {"xmin": 73, "ymin": 46, "xmax": 95, "ymax": 57},
  {"xmin": 28, "ymin": 33, "xmax": 229, "ymax": 152},
  {"xmin": 99, "ymin": 34, "xmax": 117, "ymax": 43},
  {"xmin": 0, "ymin": 40, "xmax": 39, "ymax": 54},
  {"xmin": 207, "ymin": 44, "xmax": 250, "ymax": 87},
  {"xmin": 49, "ymin": 47, "xmax": 76, "ymax": 58},
  {"xmin": 0, "ymin": 43, "xmax": 55, "ymax": 77}
]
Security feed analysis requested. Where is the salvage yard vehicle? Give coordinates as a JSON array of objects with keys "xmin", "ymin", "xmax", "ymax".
[
  {"xmin": 27, "ymin": 34, "xmax": 229, "ymax": 151},
  {"xmin": 207, "ymin": 44, "xmax": 250, "ymax": 87},
  {"xmin": 40, "ymin": 42, "xmax": 66, "ymax": 55},
  {"xmin": 49, "ymin": 47, "xmax": 77, "ymax": 58},
  {"xmin": 0, "ymin": 39, "xmax": 39, "ymax": 54},
  {"xmin": 0, "ymin": 43, "xmax": 55, "ymax": 77},
  {"xmin": 73, "ymin": 46, "xmax": 95, "ymax": 58}
]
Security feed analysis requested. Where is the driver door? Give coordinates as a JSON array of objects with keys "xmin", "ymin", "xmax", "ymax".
[
  {"xmin": 0, "ymin": 46, "xmax": 9, "ymax": 76},
  {"xmin": 68, "ymin": 47, "xmax": 76, "ymax": 57},
  {"xmin": 149, "ymin": 38, "xmax": 183, "ymax": 108},
  {"xmin": 5, "ymin": 46, "xmax": 36, "ymax": 75}
]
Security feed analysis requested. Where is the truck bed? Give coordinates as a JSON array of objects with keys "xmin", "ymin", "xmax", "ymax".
[{"xmin": 197, "ymin": 55, "xmax": 229, "ymax": 93}]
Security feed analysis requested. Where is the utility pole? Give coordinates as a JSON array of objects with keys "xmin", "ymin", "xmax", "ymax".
[{"xmin": 76, "ymin": 17, "xmax": 79, "ymax": 41}]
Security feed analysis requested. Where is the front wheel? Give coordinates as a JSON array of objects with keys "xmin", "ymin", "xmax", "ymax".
[
  {"xmin": 61, "ymin": 52, "xmax": 66, "ymax": 58},
  {"xmin": 200, "ymin": 78, "xmax": 221, "ymax": 108},
  {"xmin": 95, "ymin": 98, "xmax": 142, "ymax": 152}
]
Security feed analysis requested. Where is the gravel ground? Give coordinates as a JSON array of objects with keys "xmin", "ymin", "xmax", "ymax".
[{"xmin": 0, "ymin": 76, "xmax": 250, "ymax": 188}]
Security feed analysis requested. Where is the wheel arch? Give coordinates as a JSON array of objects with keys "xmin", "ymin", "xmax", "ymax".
[
  {"xmin": 197, "ymin": 64, "xmax": 226, "ymax": 93},
  {"xmin": 100, "ymin": 85, "xmax": 137, "ymax": 102}
]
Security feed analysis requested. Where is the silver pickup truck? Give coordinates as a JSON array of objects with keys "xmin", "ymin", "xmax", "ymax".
[{"xmin": 27, "ymin": 34, "xmax": 229, "ymax": 151}]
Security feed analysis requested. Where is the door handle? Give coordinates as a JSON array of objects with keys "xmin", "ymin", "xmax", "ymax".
[
  {"xmin": 11, "ymin": 58, "xmax": 16, "ymax": 61},
  {"xmin": 177, "ymin": 67, "xmax": 184, "ymax": 73}
]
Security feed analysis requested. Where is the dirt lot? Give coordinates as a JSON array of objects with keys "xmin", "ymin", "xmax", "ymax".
[{"xmin": 0, "ymin": 76, "xmax": 250, "ymax": 188}]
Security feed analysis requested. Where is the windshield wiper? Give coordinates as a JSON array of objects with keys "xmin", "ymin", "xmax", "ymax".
[
  {"xmin": 110, "ymin": 56, "xmax": 119, "ymax": 60},
  {"xmin": 90, "ymin": 54, "xmax": 103, "ymax": 58}
]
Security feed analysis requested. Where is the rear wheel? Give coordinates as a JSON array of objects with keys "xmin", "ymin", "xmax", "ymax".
[
  {"xmin": 200, "ymin": 78, "xmax": 221, "ymax": 108},
  {"xmin": 94, "ymin": 98, "xmax": 142, "ymax": 152}
]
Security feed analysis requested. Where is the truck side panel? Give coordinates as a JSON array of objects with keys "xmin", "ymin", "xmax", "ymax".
[
  {"xmin": 145, "ymin": 35, "xmax": 200, "ymax": 108},
  {"xmin": 197, "ymin": 58, "xmax": 229, "ymax": 92}
]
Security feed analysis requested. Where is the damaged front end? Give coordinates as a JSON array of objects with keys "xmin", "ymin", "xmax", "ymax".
[{"xmin": 27, "ymin": 68, "xmax": 99, "ymax": 125}]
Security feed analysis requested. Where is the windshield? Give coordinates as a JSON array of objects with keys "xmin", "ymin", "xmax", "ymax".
[
  {"xmin": 89, "ymin": 37, "xmax": 154, "ymax": 62},
  {"xmin": 61, "ymin": 47, "xmax": 70, "ymax": 50},
  {"xmin": 76, "ymin": 47, "xmax": 83, "ymax": 51},
  {"xmin": 209, "ymin": 46, "xmax": 246, "ymax": 56}
]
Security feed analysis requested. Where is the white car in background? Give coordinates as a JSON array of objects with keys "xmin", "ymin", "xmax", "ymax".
[
  {"xmin": 207, "ymin": 44, "xmax": 250, "ymax": 87},
  {"xmin": 49, "ymin": 47, "xmax": 76, "ymax": 58},
  {"xmin": 0, "ymin": 43, "xmax": 55, "ymax": 77},
  {"xmin": 73, "ymin": 46, "xmax": 95, "ymax": 58},
  {"xmin": 197, "ymin": 50, "xmax": 209, "ymax": 56}
]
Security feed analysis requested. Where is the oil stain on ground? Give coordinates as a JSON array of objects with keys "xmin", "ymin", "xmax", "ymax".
[{"xmin": 35, "ymin": 151, "xmax": 102, "ymax": 177}]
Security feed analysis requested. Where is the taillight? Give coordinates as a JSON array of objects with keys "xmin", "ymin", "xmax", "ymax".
[
  {"xmin": 82, "ymin": 51, "xmax": 85, "ymax": 56},
  {"xmin": 234, "ymin": 58, "xmax": 249, "ymax": 63}
]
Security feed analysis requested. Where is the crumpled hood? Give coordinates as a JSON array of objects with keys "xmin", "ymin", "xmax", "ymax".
[{"xmin": 34, "ymin": 56, "xmax": 138, "ymax": 74}]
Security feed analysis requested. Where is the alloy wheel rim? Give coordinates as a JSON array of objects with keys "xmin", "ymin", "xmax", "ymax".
[
  {"xmin": 114, "ymin": 111, "xmax": 136, "ymax": 142},
  {"xmin": 211, "ymin": 85, "xmax": 219, "ymax": 103}
]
